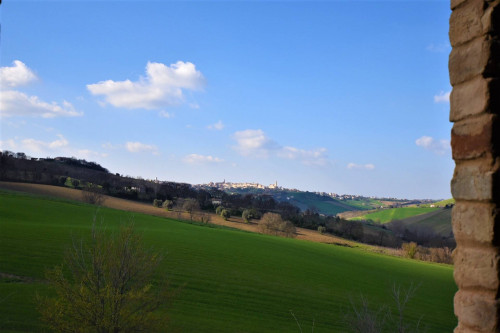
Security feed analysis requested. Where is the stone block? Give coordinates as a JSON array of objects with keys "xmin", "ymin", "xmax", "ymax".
[
  {"xmin": 450, "ymin": 77, "xmax": 492, "ymax": 122},
  {"xmin": 454, "ymin": 290, "xmax": 499, "ymax": 332},
  {"xmin": 451, "ymin": 160, "xmax": 497, "ymax": 201},
  {"xmin": 449, "ymin": 37, "xmax": 499, "ymax": 85},
  {"xmin": 451, "ymin": 114, "xmax": 494, "ymax": 160},
  {"xmin": 454, "ymin": 246, "xmax": 500, "ymax": 290},
  {"xmin": 450, "ymin": 0, "xmax": 485, "ymax": 47},
  {"xmin": 453, "ymin": 202, "xmax": 499, "ymax": 245}
]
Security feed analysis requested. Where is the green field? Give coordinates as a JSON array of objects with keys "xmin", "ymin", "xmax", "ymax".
[
  {"xmin": 0, "ymin": 191, "xmax": 457, "ymax": 332},
  {"xmin": 350, "ymin": 207, "xmax": 440, "ymax": 224},
  {"xmin": 396, "ymin": 209, "xmax": 453, "ymax": 236}
]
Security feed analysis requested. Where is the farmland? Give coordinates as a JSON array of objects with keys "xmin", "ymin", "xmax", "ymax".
[
  {"xmin": 349, "ymin": 207, "xmax": 440, "ymax": 224},
  {"xmin": 0, "ymin": 190, "xmax": 456, "ymax": 332}
]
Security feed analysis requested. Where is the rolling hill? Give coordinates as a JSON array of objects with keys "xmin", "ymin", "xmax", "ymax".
[
  {"xmin": 0, "ymin": 190, "xmax": 456, "ymax": 332},
  {"xmin": 349, "ymin": 207, "xmax": 440, "ymax": 224}
]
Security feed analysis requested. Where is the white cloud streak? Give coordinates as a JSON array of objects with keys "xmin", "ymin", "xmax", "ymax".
[
  {"xmin": 0, "ymin": 60, "xmax": 37, "ymax": 88},
  {"xmin": 0, "ymin": 135, "xmax": 106, "ymax": 160},
  {"xmin": 183, "ymin": 154, "xmax": 224, "ymax": 164},
  {"xmin": 233, "ymin": 129, "xmax": 328, "ymax": 165},
  {"xmin": 87, "ymin": 61, "xmax": 205, "ymax": 110},
  {"xmin": 416, "ymin": 135, "xmax": 450, "ymax": 155},
  {"xmin": 207, "ymin": 120, "xmax": 224, "ymax": 130},
  {"xmin": 434, "ymin": 91, "xmax": 450, "ymax": 103},
  {"xmin": 0, "ymin": 90, "xmax": 82, "ymax": 118},
  {"xmin": 125, "ymin": 141, "xmax": 159, "ymax": 155},
  {"xmin": 347, "ymin": 163, "xmax": 375, "ymax": 170}
]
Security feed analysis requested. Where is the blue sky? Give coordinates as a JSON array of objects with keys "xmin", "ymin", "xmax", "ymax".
[{"xmin": 0, "ymin": 1, "xmax": 453, "ymax": 199}]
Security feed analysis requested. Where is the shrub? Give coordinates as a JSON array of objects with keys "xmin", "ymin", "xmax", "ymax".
[
  {"xmin": 318, "ymin": 226, "xmax": 326, "ymax": 234},
  {"xmin": 221, "ymin": 209, "xmax": 230, "ymax": 221},
  {"xmin": 153, "ymin": 199, "xmax": 162, "ymax": 208},
  {"xmin": 242, "ymin": 209, "xmax": 258, "ymax": 223},
  {"xmin": 215, "ymin": 206, "xmax": 224, "ymax": 215},
  {"xmin": 37, "ymin": 224, "xmax": 169, "ymax": 332},
  {"xmin": 162, "ymin": 200, "xmax": 173, "ymax": 211},
  {"xmin": 402, "ymin": 242, "xmax": 418, "ymax": 259}
]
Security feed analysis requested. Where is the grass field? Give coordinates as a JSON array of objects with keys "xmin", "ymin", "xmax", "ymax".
[
  {"xmin": 0, "ymin": 190, "xmax": 457, "ymax": 332},
  {"xmin": 396, "ymin": 209, "xmax": 453, "ymax": 236},
  {"xmin": 350, "ymin": 207, "xmax": 440, "ymax": 224}
]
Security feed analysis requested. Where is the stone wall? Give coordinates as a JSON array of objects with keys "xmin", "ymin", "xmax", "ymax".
[{"xmin": 449, "ymin": 0, "xmax": 500, "ymax": 331}]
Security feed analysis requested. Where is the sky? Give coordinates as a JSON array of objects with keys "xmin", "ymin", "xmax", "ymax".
[{"xmin": 0, "ymin": 1, "xmax": 453, "ymax": 199}]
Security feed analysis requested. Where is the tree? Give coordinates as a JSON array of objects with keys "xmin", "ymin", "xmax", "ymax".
[
  {"xmin": 37, "ymin": 224, "xmax": 169, "ymax": 332},
  {"xmin": 402, "ymin": 242, "xmax": 418, "ymax": 259},
  {"xmin": 242, "ymin": 209, "xmax": 258, "ymax": 223},
  {"xmin": 153, "ymin": 198, "xmax": 163, "ymax": 208},
  {"xmin": 220, "ymin": 209, "xmax": 230, "ymax": 221},
  {"xmin": 182, "ymin": 198, "xmax": 199, "ymax": 220},
  {"xmin": 82, "ymin": 184, "xmax": 105, "ymax": 206},
  {"xmin": 162, "ymin": 199, "xmax": 174, "ymax": 211},
  {"xmin": 258, "ymin": 212, "xmax": 296, "ymax": 238},
  {"xmin": 215, "ymin": 206, "xmax": 224, "ymax": 215}
]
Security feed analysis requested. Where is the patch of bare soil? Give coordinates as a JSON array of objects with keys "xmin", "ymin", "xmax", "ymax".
[{"xmin": 0, "ymin": 181, "xmax": 354, "ymax": 246}]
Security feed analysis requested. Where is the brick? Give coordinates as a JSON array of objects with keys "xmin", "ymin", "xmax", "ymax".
[
  {"xmin": 449, "ymin": 37, "xmax": 499, "ymax": 85},
  {"xmin": 451, "ymin": 114, "xmax": 494, "ymax": 160},
  {"xmin": 451, "ymin": 160, "xmax": 497, "ymax": 201},
  {"xmin": 454, "ymin": 247, "xmax": 500, "ymax": 290},
  {"xmin": 450, "ymin": 0, "xmax": 485, "ymax": 47},
  {"xmin": 454, "ymin": 290, "xmax": 499, "ymax": 331},
  {"xmin": 453, "ymin": 202, "xmax": 499, "ymax": 245}
]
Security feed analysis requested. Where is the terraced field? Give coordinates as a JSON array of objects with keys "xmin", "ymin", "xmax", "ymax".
[{"xmin": 0, "ymin": 190, "xmax": 456, "ymax": 332}]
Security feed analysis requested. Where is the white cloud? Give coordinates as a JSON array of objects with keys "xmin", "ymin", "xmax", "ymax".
[
  {"xmin": 21, "ymin": 134, "xmax": 69, "ymax": 152},
  {"xmin": 233, "ymin": 129, "xmax": 277, "ymax": 157},
  {"xmin": 434, "ymin": 91, "xmax": 450, "ymax": 103},
  {"xmin": 233, "ymin": 129, "xmax": 328, "ymax": 165},
  {"xmin": 159, "ymin": 110, "xmax": 173, "ymax": 118},
  {"xmin": 0, "ymin": 61, "xmax": 82, "ymax": 118},
  {"xmin": 125, "ymin": 141, "xmax": 159, "ymax": 155},
  {"xmin": 207, "ymin": 120, "xmax": 224, "ymax": 130},
  {"xmin": 87, "ymin": 61, "xmax": 205, "ymax": 110},
  {"xmin": 416, "ymin": 135, "xmax": 450, "ymax": 154},
  {"xmin": 183, "ymin": 154, "xmax": 224, "ymax": 164},
  {"xmin": 0, "ymin": 60, "xmax": 37, "ymax": 88},
  {"xmin": 0, "ymin": 90, "xmax": 82, "ymax": 118},
  {"xmin": 279, "ymin": 146, "xmax": 328, "ymax": 166},
  {"xmin": 0, "ymin": 135, "xmax": 106, "ymax": 160},
  {"xmin": 347, "ymin": 163, "xmax": 375, "ymax": 170},
  {"xmin": 0, "ymin": 139, "xmax": 17, "ymax": 151}
]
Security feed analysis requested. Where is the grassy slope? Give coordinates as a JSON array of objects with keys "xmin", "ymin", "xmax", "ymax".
[
  {"xmin": 350, "ymin": 207, "xmax": 440, "ymax": 224},
  {"xmin": 397, "ymin": 209, "xmax": 453, "ymax": 236},
  {"xmin": 0, "ymin": 191, "xmax": 456, "ymax": 332}
]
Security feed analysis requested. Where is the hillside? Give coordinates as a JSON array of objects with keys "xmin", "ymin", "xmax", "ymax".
[
  {"xmin": 227, "ymin": 188, "xmax": 386, "ymax": 216},
  {"xmin": 393, "ymin": 208, "xmax": 453, "ymax": 236},
  {"xmin": 0, "ymin": 190, "xmax": 456, "ymax": 332},
  {"xmin": 349, "ymin": 207, "xmax": 440, "ymax": 224}
]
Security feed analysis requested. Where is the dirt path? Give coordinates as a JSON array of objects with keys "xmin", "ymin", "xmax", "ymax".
[{"xmin": 0, "ymin": 181, "xmax": 355, "ymax": 246}]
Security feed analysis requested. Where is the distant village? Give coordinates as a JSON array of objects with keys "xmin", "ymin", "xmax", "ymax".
[{"xmin": 194, "ymin": 180, "xmax": 407, "ymax": 202}]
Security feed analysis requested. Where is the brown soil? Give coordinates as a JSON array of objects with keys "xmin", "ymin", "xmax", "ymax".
[{"xmin": 0, "ymin": 181, "xmax": 356, "ymax": 246}]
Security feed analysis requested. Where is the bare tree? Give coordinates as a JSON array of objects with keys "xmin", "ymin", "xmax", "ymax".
[
  {"xmin": 81, "ymin": 184, "xmax": 105, "ymax": 206},
  {"xmin": 258, "ymin": 212, "xmax": 296, "ymax": 238},
  {"xmin": 182, "ymin": 198, "xmax": 199, "ymax": 220},
  {"xmin": 37, "ymin": 223, "xmax": 170, "ymax": 332}
]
